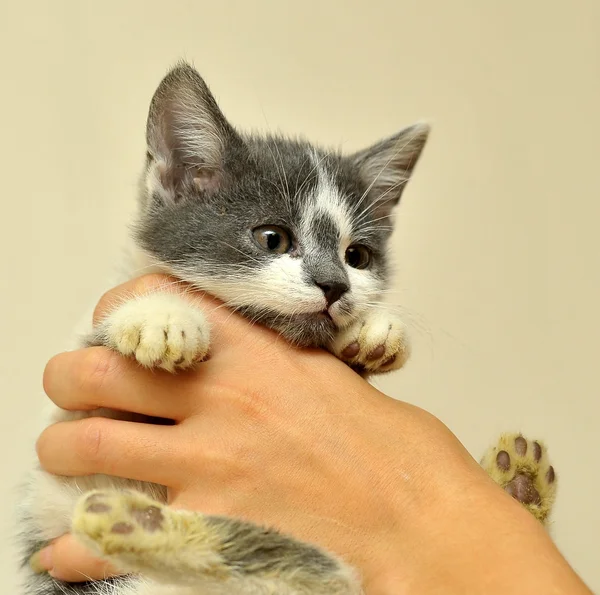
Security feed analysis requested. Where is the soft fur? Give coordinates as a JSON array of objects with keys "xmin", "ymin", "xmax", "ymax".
[{"xmin": 18, "ymin": 63, "xmax": 556, "ymax": 595}]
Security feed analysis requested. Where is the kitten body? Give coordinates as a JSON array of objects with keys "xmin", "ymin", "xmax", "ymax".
[{"xmin": 19, "ymin": 63, "xmax": 428, "ymax": 594}]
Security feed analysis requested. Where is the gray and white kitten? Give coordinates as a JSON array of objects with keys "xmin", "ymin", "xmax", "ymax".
[{"xmin": 19, "ymin": 63, "xmax": 429, "ymax": 595}]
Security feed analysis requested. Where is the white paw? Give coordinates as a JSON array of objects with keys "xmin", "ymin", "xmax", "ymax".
[
  {"xmin": 331, "ymin": 311, "xmax": 410, "ymax": 374},
  {"xmin": 97, "ymin": 293, "xmax": 210, "ymax": 372}
]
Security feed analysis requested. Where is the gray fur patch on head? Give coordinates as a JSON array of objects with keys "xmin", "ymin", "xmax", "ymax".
[
  {"xmin": 135, "ymin": 62, "xmax": 429, "ymax": 346},
  {"xmin": 143, "ymin": 62, "xmax": 237, "ymax": 206}
]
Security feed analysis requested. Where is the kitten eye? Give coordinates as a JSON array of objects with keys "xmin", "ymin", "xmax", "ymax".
[
  {"xmin": 345, "ymin": 245, "xmax": 372, "ymax": 269},
  {"xmin": 252, "ymin": 226, "xmax": 293, "ymax": 254}
]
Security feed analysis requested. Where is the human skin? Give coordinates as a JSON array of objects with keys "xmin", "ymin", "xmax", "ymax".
[{"xmin": 35, "ymin": 274, "xmax": 591, "ymax": 594}]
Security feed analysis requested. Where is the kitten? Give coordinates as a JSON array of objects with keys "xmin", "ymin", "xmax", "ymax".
[{"xmin": 19, "ymin": 63, "xmax": 556, "ymax": 595}]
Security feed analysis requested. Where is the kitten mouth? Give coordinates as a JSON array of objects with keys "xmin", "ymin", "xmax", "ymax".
[
  {"xmin": 236, "ymin": 306, "xmax": 339, "ymax": 347},
  {"xmin": 292, "ymin": 309, "xmax": 337, "ymax": 327}
]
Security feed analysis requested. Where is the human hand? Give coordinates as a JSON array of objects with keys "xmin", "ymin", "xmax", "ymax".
[{"xmin": 35, "ymin": 274, "xmax": 589, "ymax": 594}]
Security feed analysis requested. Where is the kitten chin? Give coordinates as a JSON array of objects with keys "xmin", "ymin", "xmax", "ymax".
[{"xmin": 237, "ymin": 306, "xmax": 338, "ymax": 347}]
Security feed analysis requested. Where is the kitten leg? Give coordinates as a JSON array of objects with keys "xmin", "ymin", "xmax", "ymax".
[
  {"xmin": 480, "ymin": 433, "xmax": 557, "ymax": 525},
  {"xmin": 72, "ymin": 490, "xmax": 360, "ymax": 595},
  {"xmin": 87, "ymin": 293, "xmax": 210, "ymax": 372},
  {"xmin": 330, "ymin": 310, "xmax": 410, "ymax": 374}
]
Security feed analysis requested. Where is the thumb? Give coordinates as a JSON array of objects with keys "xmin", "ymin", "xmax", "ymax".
[{"xmin": 29, "ymin": 533, "xmax": 122, "ymax": 582}]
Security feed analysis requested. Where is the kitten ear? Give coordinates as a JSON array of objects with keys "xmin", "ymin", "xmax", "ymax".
[
  {"xmin": 351, "ymin": 123, "xmax": 430, "ymax": 217},
  {"xmin": 145, "ymin": 62, "xmax": 236, "ymax": 201}
]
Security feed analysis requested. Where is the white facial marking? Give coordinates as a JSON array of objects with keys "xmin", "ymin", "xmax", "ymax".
[
  {"xmin": 304, "ymin": 150, "xmax": 353, "ymax": 256},
  {"xmin": 176, "ymin": 255, "xmax": 326, "ymax": 315}
]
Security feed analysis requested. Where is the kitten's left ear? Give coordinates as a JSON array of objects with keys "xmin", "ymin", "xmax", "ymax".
[
  {"xmin": 351, "ymin": 123, "xmax": 430, "ymax": 217},
  {"xmin": 145, "ymin": 62, "xmax": 239, "ymax": 203}
]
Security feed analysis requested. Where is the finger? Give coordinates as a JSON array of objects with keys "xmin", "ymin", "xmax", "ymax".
[
  {"xmin": 36, "ymin": 417, "xmax": 185, "ymax": 487},
  {"xmin": 44, "ymin": 347, "xmax": 200, "ymax": 421},
  {"xmin": 92, "ymin": 274, "xmax": 221, "ymax": 326},
  {"xmin": 30, "ymin": 533, "xmax": 121, "ymax": 582}
]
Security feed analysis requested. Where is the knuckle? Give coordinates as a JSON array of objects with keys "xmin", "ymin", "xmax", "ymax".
[
  {"xmin": 197, "ymin": 439, "xmax": 252, "ymax": 490},
  {"xmin": 75, "ymin": 418, "xmax": 111, "ymax": 467},
  {"xmin": 236, "ymin": 395, "xmax": 260, "ymax": 422},
  {"xmin": 235, "ymin": 386, "xmax": 272, "ymax": 425},
  {"xmin": 212, "ymin": 454, "xmax": 251, "ymax": 490},
  {"xmin": 77, "ymin": 348, "xmax": 120, "ymax": 397},
  {"xmin": 207, "ymin": 380, "xmax": 269, "ymax": 424}
]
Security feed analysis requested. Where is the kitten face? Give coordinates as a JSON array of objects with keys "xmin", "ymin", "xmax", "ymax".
[{"xmin": 135, "ymin": 63, "xmax": 429, "ymax": 346}]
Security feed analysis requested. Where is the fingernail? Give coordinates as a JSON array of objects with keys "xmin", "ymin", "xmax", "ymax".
[{"xmin": 29, "ymin": 546, "xmax": 53, "ymax": 573}]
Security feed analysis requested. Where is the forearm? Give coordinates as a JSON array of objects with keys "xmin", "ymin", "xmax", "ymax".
[{"xmin": 364, "ymin": 475, "xmax": 590, "ymax": 595}]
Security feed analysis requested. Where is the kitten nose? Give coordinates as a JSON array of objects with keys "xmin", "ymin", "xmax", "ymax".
[{"xmin": 316, "ymin": 281, "xmax": 349, "ymax": 307}]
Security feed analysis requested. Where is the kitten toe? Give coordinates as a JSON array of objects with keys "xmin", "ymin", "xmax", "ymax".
[
  {"xmin": 332, "ymin": 311, "xmax": 410, "ymax": 374},
  {"xmin": 91, "ymin": 293, "xmax": 210, "ymax": 372}
]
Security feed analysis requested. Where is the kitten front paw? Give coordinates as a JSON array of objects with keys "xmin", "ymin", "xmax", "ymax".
[
  {"xmin": 481, "ymin": 433, "xmax": 557, "ymax": 524},
  {"xmin": 331, "ymin": 311, "xmax": 410, "ymax": 374},
  {"xmin": 91, "ymin": 293, "xmax": 210, "ymax": 372}
]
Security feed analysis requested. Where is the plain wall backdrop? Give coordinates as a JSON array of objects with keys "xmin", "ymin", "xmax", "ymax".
[{"xmin": 1, "ymin": 1, "xmax": 599, "ymax": 591}]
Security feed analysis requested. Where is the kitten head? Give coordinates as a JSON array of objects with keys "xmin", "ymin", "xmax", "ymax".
[{"xmin": 135, "ymin": 63, "xmax": 429, "ymax": 346}]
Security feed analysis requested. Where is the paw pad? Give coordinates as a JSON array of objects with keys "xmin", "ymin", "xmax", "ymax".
[
  {"xmin": 481, "ymin": 433, "xmax": 557, "ymax": 524},
  {"xmin": 341, "ymin": 343, "xmax": 360, "ymax": 358},
  {"xmin": 72, "ymin": 489, "xmax": 172, "ymax": 565},
  {"xmin": 503, "ymin": 469, "xmax": 542, "ymax": 506},
  {"xmin": 367, "ymin": 345, "xmax": 385, "ymax": 360},
  {"xmin": 82, "ymin": 492, "xmax": 166, "ymax": 534},
  {"xmin": 111, "ymin": 522, "xmax": 135, "ymax": 535},
  {"xmin": 86, "ymin": 502, "xmax": 112, "ymax": 513},
  {"xmin": 131, "ymin": 505, "xmax": 164, "ymax": 532},
  {"xmin": 496, "ymin": 450, "xmax": 511, "ymax": 471},
  {"xmin": 514, "ymin": 436, "xmax": 527, "ymax": 456},
  {"xmin": 332, "ymin": 312, "xmax": 410, "ymax": 374}
]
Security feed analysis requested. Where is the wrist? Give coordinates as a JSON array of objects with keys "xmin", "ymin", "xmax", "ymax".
[{"xmin": 363, "ymin": 472, "xmax": 589, "ymax": 595}]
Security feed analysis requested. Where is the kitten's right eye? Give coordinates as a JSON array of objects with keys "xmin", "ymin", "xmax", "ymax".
[{"xmin": 252, "ymin": 226, "xmax": 293, "ymax": 254}]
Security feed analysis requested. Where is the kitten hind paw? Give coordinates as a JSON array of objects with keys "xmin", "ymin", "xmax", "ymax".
[
  {"xmin": 72, "ymin": 490, "xmax": 189, "ymax": 575},
  {"xmin": 72, "ymin": 490, "xmax": 360, "ymax": 594},
  {"xmin": 481, "ymin": 433, "xmax": 557, "ymax": 524}
]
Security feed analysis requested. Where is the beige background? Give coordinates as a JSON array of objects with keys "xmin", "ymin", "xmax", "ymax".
[{"xmin": 1, "ymin": 0, "xmax": 599, "ymax": 591}]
